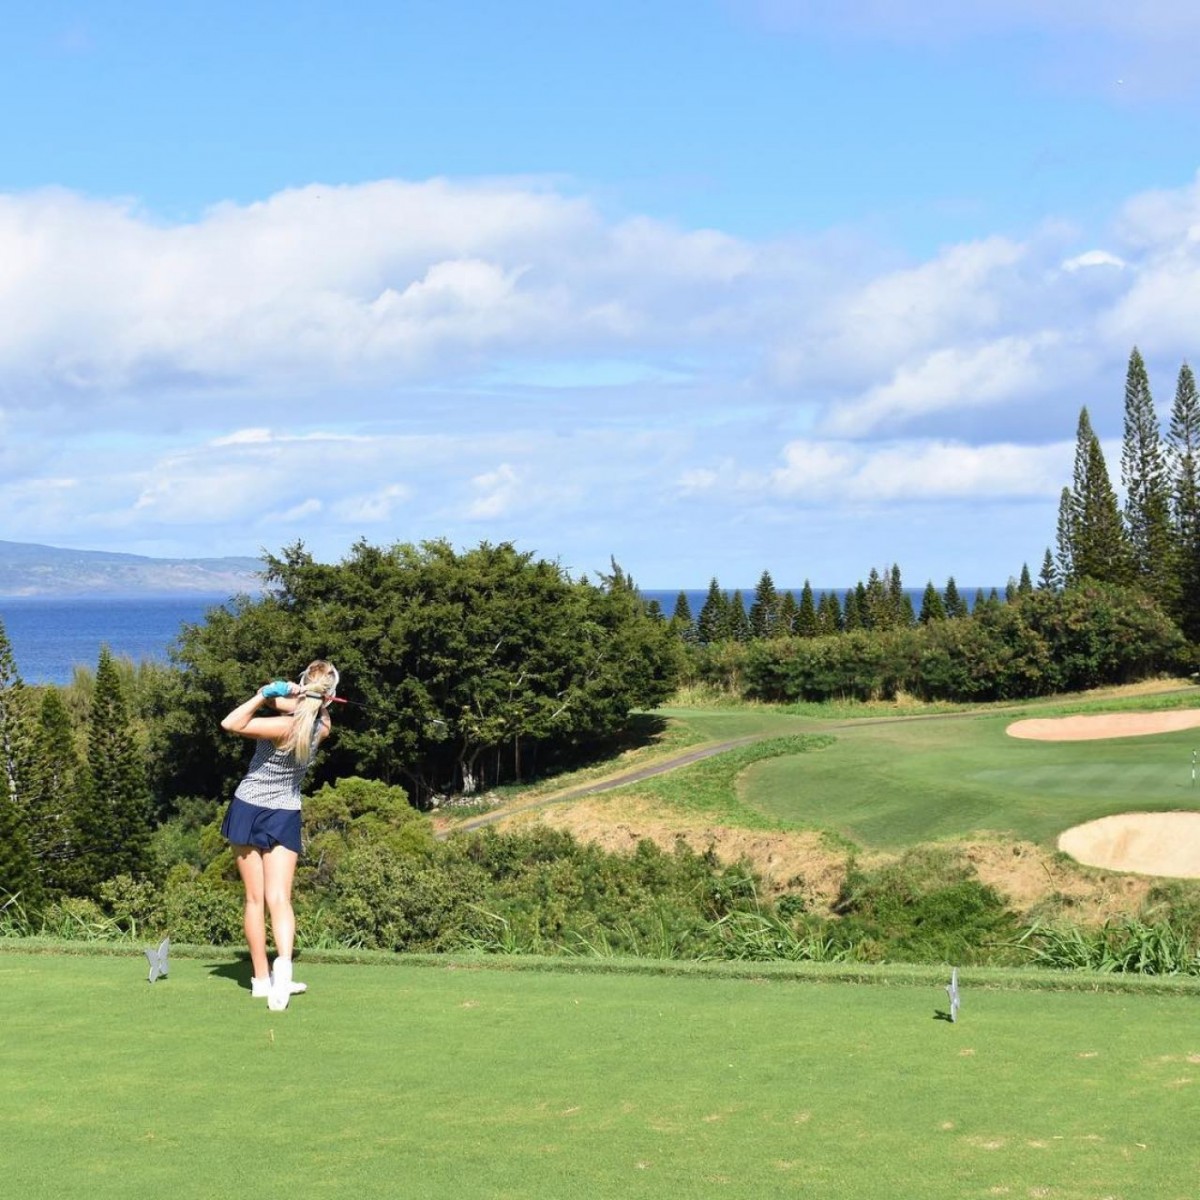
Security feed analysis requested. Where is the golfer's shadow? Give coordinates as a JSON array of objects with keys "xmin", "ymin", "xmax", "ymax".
[
  {"xmin": 207, "ymin": 952, "xmax": 306, "ymax": 992},
  {"xmin": 206, "ymin": 955, "xmax": 259, "ymax": 992}
]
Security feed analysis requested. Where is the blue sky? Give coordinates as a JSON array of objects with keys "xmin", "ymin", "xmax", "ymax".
[{"xmin": 3, "ymin": 2, "xmax": 1200, "ymax": 587}]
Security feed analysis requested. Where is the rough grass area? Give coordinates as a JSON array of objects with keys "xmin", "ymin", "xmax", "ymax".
[{"xmin": 3, "ymin": 948, "xmax": 1198, "ymax": 1199}]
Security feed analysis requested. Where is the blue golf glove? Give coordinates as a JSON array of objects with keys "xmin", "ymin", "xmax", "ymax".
[{"xmin": 261, "ymin": 680, "xmax": 292, "ymax": 698}]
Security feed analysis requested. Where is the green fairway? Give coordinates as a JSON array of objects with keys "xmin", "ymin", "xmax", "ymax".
[
  {"xmin": 739, "ymin": 711, "xmax": 1200, "ymax": 849},
  {"xmin": 4, "ymin": 949, "xmax": 1199, "ymax": 1199}
]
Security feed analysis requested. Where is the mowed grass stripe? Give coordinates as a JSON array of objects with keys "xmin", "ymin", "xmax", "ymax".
[{"xmin": 3, "ymin": 953, "xmax": 1199, "ymax": 1198}]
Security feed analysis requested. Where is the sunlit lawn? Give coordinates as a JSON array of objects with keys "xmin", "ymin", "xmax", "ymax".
[{"xmin": 3, "ymin": 949, "xmax": 1199, "ymax": 1199}]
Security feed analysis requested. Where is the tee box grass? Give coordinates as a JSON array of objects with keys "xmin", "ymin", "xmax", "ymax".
[{"xmin": 3, "ymin": 949, "xmax": 1199, "ymax": 1199}]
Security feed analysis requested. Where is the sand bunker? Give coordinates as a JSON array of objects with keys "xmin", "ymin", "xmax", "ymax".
[
  {"xmin": 1012, "ymin": 709, "xmax": 1200, "ymax": 875},
  {"xmin": 1058, "ymin": 812, "xmax": 1200, "ymax": 878},
  {"xmin": 1007, "ymin": 710, "xmax": 1200, "ymax": 741}
]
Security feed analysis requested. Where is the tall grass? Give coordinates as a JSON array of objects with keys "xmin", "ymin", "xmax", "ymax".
[{"xmin": 1015, "ymin": 917, "xmax": 1200, "ymax": 975}]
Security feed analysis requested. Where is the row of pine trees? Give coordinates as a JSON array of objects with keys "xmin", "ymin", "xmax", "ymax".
[
  {"xmin": 668, "ymin": 567, "xmax": 1011, "ymax": 644},
  {"xmin": 0, "ymin": 644, "xmax": 150, "ymax": 909},
  {"xmin": 1054, "ymin": 349, "xmax": 1200, "ymax": 640},
  {"xmin": 668, "ymin": 347, "xmax": 1200, "ymax": 647}
]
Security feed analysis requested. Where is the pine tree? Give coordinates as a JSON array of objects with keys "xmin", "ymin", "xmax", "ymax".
[
  {"xmin": 919, "ymin": 581, "xmax": 946, "ymax": 624},
  {"xmin": 943, "ymin": 577, "xmax": 969, "ymax": 619},
  {"xmin": 1063, "ymin": 407, "xmax": 1132, "ymax": 586},
  {"xmin": 842, "ymin": 585, "xmax": 864, "ymax": 631},
  {"xmin": 888, "ymin": 564, "xmax": 915, "ymax": 627},
  {"xmin": 1055, "ymin": 487, "xmax": 1076, "ymax": 585},
  {"xmin": 1018, "ymin": 563, "xmax": 1033, "ymax": 595},
  {"xmin": 0, "ymin": 619, "xmax": 41, "ymax": 908},
  {"xmin": 726, "ymin": 590, "xmax": 751, "ymax": 642},
  {"xmin": 1121, "ymin": 347, "xmax": 1177, "ymax": 610},
  {"xmin": 776, "ymin": 590, "xmax": 798, "ymax": 636},
  {"xmin": 863, "ymin": 568, "xmax": 890, "ymax": 630},
  {"xmin": 29, "ymin": 688, "xmax": 83, "ymax": 895},
  {"xmin": 748, "ymin": 570, "xmax": 779, "ymax": 639},
  {"xmin": 1037, "ymin": 547, "xmax": 1058, "ymax": 592},
  {"xmin": 795, "ymin": 581, "xmax": 819, "ymax": 637},
  {"xmin": 816, "ymin": 591, "xmax": 842, "ymax": 635},
  {"xmin": 1168, "ymin": 362, "xmax": 1200, "ymax": 638},
  {"xmin": 75, "ymin": 647, "xmax": 152, "ymax": 893},
  {"xmin": 1076, "ymin": 428, "xmax": 1133, "ymax": 584},
  {"xmin": 670, "ymin": 591, "xmax": 695, "ymax": 642},
  {"xmin": 696, "ymin": 579, "xmax": 727, "ymax": 644}
]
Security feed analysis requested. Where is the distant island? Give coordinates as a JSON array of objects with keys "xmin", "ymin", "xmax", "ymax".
[{"xmin": 0, "ymin": 540, "xmax": 265, "ymax": 597}]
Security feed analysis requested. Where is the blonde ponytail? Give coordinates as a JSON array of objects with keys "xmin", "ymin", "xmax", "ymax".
[{"xmin": 279, "ymin": 659, "xmax": 339, "ymax": 766}]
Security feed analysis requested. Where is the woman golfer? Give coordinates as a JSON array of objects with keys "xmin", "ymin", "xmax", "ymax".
[{"xmin": 220, "ymin": 659, "xmax": 338, "ymax": 1010}]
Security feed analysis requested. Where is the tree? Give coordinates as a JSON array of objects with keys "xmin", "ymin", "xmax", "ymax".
[
  {"xmin": 1055, "ymin": 487, "xmax": 1075, "ymax": 585},
  {"xmin": 842, "ymin": 586, "xmax": 864, "ymax": 631},
  {"xmin": 816, "ymin": 591, "xmax": 842, "ymax": 635},
  {"xmin": 918, "ymin": 582, "xmax": 946, "ymax": 624},
  {"xmin": 0, "ymin": 619, "xmax": 40, "ymax": 909},
  {"xmin": 776, "ymin": 589, "xmax": 798, "ymax": 636},
  {"xmin": 1168, "ymin": 362, "xmax": 1200, "ymax": 638},
  {"xmin": 1067, "ymin": 407, "xmax": 1133, "ymax": 585},
  {"xmin": 1017, "ymin": 563, "xmax": 1033, "ymax": 596},
  {"xmin": 795, "ymin": 581, "xmax": 819, "ymax": 637},
  {"xmin": 74, "ymin": 648, "xmax": 155, "ymax": 891},
  {"xmin": 670, "ymin": 591, "xmax": 695, "ymax": 642},
  {"xmin": 726, "ymin": 590, "xmax": 752, "ymax": 642},
  {"xmin": 943, "ymin": 577, "xmax": 969, "ymax": 619},
  {"xmin": 696, "ymin": 578, "xmax": 727, "ymax": 645},
  {"xmin": 748, "ymin": 570, "xmax": 779, "ymax": 639},
  {"xmin": 891, "ymin": 564, "xmax": 916, "ymax": 627},
  {"xmin": 1121, "ymin": 347, "xmax": 1177, "ymax": 610},
  {"xmin": 170, "ymin": 540, "xmax": 681, "ymax": 804},
  {"xmin": 28, "ymin": 688, "xmax": 84, "ymax": 895},
  {"xmin": 1037, "ymin": 548, "xmax": 1059, "ymax": 592}
]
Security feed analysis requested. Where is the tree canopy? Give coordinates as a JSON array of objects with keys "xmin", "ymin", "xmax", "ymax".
[{"xmin": 167, "ymin": 539, "xmax": 681, "ymax": 805}]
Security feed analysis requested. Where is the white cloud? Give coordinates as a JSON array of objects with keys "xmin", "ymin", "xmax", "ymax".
[
  {"xmin": 331, "ymin": 484, "xmax": 411, "ymax": 523},
  {"xmin": 0, "ymin": 181, "xmax": 783, "ymax": 409},
  {"xmin": 467, "ymin": 464, "xmax": 523, "ymax": 520},
  {"xmin": 686, "ymin": 437, "xmax": 1072, "ymax": 504},
  {"xmin": 822, "ymin": 334, "xmax": 1061, "ymax": 437},
  {"xmin": 1062, "ymin": 250, "xmax": 1127, "ymax": 272},
  {"xmin": 1101, "ymin": 173, "xmax": 1200, "ymax": 354},
  {"xmin": 8, "ymin": 170, "xmax": 1200, "ymax": 575}
]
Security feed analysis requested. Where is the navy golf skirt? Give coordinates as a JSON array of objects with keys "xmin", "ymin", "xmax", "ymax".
[{"xmin": 221, "ymin": 797, "xmax": 302, "ymax": 854}]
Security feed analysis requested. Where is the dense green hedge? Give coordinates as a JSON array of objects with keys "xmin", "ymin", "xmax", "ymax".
[{"xmin": 690, "ymin": 582, "xmax": 1188, "ymax": 703}]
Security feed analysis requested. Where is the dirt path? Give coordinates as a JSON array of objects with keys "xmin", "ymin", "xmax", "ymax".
[{"xmin": 440, "ymin": 735, "xmax": 765, "ymax": 837}]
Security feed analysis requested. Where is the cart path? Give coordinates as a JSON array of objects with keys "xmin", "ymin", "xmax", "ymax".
[{"xmin": 441, "ymin": 735, "xmax": 766, "ymax": 836}]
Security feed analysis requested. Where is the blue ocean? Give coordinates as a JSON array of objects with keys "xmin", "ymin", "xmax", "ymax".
[
  {"xmin": 0, "ymin": 595, "xmax": 232, "ymax": 686},
  {"xmin": 1, "ymin": 587, "xmax": 994, "ymax": 687}
]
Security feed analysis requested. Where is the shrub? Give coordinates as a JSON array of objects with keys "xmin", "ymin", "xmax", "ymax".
[
  {"xmin": 158, "ymin": 865, "xmax": 244, "ymax": 944},
  {"xmin": 834, "ymin": 848, "xmax": 1019, "ymax": 964}
]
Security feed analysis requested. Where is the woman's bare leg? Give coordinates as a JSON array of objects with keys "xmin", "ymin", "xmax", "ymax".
[
  {"xmin": 263, "ymin": 844, "xmax": 298, "ymax": 964},
  {"xmin": 233, "ymin": 846, "xmax": 269, "ymax": 981}
]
